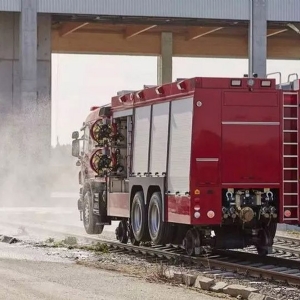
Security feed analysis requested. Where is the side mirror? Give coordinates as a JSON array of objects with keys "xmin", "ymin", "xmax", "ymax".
[
  {"xmin": 72, "ymin": 131, "xmax": 79, "ymax": 139},
  {"xmin": 72, "ymin": 139, "xmax": 80, "ymax": 157}
]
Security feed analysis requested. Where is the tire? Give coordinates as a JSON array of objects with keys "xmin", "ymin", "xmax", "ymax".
[
  {"xmin": 171, "ymin": 224, "xmax": 189, "ymax": 245},
  {"xmin": 82, "ymin": 190, "xmax": 104, "ymax": 234},
  {"xmin": 148, "ymin": 192, "xmax": 173, "ymax": 245},
  {"xmin": 256, "ymin": 222, "xmax": 277, "ymax": 256},
  {"xmin": 116, "ymin": 220, "xmax": 129, "ymax": 244},
  {"xmin": 130, "ymin": 191, "xmax": 149, "ymax": 242},
  {"xmin": 268, "ymin": 222, "xmax": 277, "ymax": 241}
]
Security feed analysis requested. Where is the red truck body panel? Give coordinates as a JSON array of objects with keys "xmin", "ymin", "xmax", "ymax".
[{"xmin": 108, "ymin": 77, "xmax": 284, "ymax": 225}]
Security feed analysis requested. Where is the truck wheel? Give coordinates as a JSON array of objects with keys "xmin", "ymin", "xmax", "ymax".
[
  {"xmin": 83, "ymin": 190, "xmax": 104, "ymax": 234},
  {"xmin": 148, "ymin": 192, "xmax": 173, "ymax": 245},
  {"xmin": 171, "ymin": 224, "xmax": 189, "ymax": 245},
  {"xmin": 130, "ymin": 191, "xmax": 149, "ymax": 242},
  {"xmin": 256, "ymin": 222, "xmax": 277, "ymax": 256}
]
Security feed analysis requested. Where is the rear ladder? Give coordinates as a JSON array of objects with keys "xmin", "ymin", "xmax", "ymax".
[{"xmin": 282, "ymin": 91, "xmax": 299, "ymax": 222}]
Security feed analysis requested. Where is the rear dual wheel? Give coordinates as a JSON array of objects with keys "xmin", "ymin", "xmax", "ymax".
[
  {"xmin": 256, "ymin": 222, "xmax": 277, "ymax": 256},
  {"xmin": 130, "ymin": 191, "xmax": 150, "ymax": 242},
  {"xmin": 130, "ymin": 191, "xmax": 173, "ymax": 245},
  {"xmin": 147, "ymin": 192, "xmax": 173, "ymax": 245}
]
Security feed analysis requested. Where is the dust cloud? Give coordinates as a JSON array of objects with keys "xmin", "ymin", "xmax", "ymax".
[
  {"xmin": 0, "ymin": 100, "xmax": 82, "ymax": 239},
  {"xmin": 0, "ymin": 117, "xmax": 77, "ymax": 207}
]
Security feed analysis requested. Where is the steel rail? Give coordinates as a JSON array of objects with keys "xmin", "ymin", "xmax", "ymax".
[
  {"xmin": 1, "ymin": 220, "xmax": 300, "ymax": 286},
  {"xmin": 275, "ymin": 234, "xmax": 300, "ymax": 244},
  {"xmin": 272, "ymin": 235, "xmax": 300, "ymax": 257},
  {"xmin": 231, "ymin": 235, "xmax": 300, "ymax": 258}
]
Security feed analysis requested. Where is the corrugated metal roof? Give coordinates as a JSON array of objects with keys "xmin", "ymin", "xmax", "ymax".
[
  {"xmin": 1, "ymin": 0, "xmax": 300, "ymax": 23},
  {"xmin": 37, "ymin": 0, "xmax": 250, "ymax": 20},
  {"xmin": 0, "ymin": 0, "xmax": 20, "ymax": 11},
  {"xmin": 268, "ymin": 0, "xmax": 300, "ymax": 22}
]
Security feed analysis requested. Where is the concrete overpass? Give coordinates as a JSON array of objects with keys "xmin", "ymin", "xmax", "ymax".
[{"xmin": 1, "ymin": 0, "xmax": 300, "ymax": 186}]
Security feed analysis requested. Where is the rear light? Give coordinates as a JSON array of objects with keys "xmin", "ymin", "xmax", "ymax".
[
  {"xmin": 194, "ymin": 212, "xmax": 200, "ymax": 218},
  {"xmin": 207, "ymin": 210, "xmax": 215, "ymax": 218},
  {"xmin": 194, "ymin": 205, "xmax": 200, "ymax": 211},
  {"xmin": 247, "ymin": 79, "xmax": 255, "ymax": 86},
  {"xmin": 284, "ymin": 210, "xmax": 291, "ymax": 218},
  {"xmin": 261, "ymin": 80, "xmax": 271, "ymax": 87},
  {"xmin": 231, "ymin": 79, "xmax": 241, "ymax": 86}
]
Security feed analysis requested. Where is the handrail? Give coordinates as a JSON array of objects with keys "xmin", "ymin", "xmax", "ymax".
[{"xmin": 267, "ymin": 72, "xmax": 282, "ymax": 88}]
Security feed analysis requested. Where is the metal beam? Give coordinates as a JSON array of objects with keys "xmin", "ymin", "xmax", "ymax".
[
  {"xmin": 52, "ymin": 30, "xmax": 300, "ymax": 59},
  {"xmin": 59, "ymin": 22, "xmax": 89, "ymax": 37},
  {"xmin": 124, "ymin": 25, "xmax": 157, "ymax": 39},
  {"xmin": 267, "ymin": 28, "xmax": 288, "ymax": 37},
  {"xmin": 186, "ymin": 27, "xmax": 224, "ymax": 41},
  {"xmin": 248, "ymin": 0, "xmax": 267, "ymax": 78},
  {"xmin": 287, "ymin": 23, "xmax": 300, "ymax": 34}
]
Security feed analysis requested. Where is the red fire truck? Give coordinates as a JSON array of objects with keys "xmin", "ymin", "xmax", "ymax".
[{"xmin": 71, "ymin": 76, "xmax": 291, "ymax": 256}]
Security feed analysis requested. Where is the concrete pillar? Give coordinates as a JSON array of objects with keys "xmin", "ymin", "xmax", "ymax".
[
  {"xmin": 20, "ymin": 0, "xmax": 37, "ymax": 114},
  {"xmin": 157, "ymin": 32, "xmax": 173, "ymax": 85},
  {"xmin": 0, "ymin": 12, "xmax": 19, "ymax": 117},
  {"xmin": 0, "ymin": 6, "xmax": 51, "ymax": 205},
  {"xmin": 37, "ymin": 14, "xmax": 52, "ymax": 161},
  {"xmin": 19, "ymin": 0, "xmax": 51, "ymax": 161},
  {"xmin": 248, "ymin": 0, "xmax": 267, "ymax": 78}
]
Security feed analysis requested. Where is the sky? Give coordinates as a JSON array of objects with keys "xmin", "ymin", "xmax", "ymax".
[{"xmin": 51, "ymin": 54, "xmax": 300, "ymax": 146}]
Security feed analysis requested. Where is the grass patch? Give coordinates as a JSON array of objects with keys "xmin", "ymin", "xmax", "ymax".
[
  {"xmin": 80, "ymin": 242, "xmax": 109, "ymax": 253},
  {"xmin": 43, "ymin": 237, "xmax": 109, "ymax": 253},
  {"xmin": 45, "ymin": 237, "xmax": 55, "ymax": 243}
]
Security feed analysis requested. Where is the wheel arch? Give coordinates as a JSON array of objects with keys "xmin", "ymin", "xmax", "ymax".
[
  {"xmin": 147, "ymin": 185, "xmax": 161, "ymax": 205},
  {"xmin": 130, "ymin": 185, "xmax": 144, "ymax": 207}
]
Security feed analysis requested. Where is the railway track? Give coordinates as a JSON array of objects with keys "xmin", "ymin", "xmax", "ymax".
[
  {"xmin": 273, "ymin": 235, "xmax": 300, "ymax": 257},
  {"xmin": 237, "ymin": 234, "xmax": 300, "ymax": 260},
  {"xmin": 84, "ymin": 238, "xmax": 300, "ymax": 286},
  {"xmin": 1, "ymin": 219, "xmax": 300, "ymax": 287}
]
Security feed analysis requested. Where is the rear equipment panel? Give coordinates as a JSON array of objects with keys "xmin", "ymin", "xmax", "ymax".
[{"xmin": 190, "ymin": 81, "xmax": 282, "ymax": 226}]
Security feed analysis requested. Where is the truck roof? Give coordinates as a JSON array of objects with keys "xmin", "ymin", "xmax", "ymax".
[
  {"xmin": 84, "ymin": 104, "xmax": 110, "ymax": 124},
  {"xmin": 111, "ymin": 76, "xmax": 277, "ymax": 111}
]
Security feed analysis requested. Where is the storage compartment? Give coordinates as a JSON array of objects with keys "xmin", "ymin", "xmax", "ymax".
[
  {"xmin": 221, "ymin": 125, "xmax": 281, "ymax": 184},
  {"xmin": 196, "ymin": 160, "xmax": 219, "ymax": 185}
]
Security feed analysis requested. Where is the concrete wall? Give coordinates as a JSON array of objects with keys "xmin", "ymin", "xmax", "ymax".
[
  {"xmin": 0, "ymin": 12, "xmax": 19, "ymax": 117},
  {"xmin": 0, "ymin": 11, "xmax": 51, "ymax": 205},
  {"xmin": 0, "ymin": 11, "xmax": 51, "ymax": 151}
]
